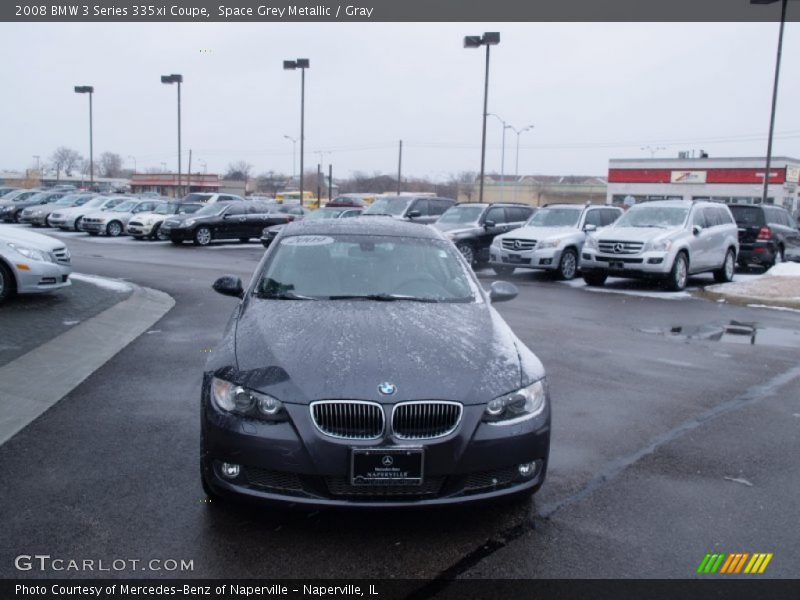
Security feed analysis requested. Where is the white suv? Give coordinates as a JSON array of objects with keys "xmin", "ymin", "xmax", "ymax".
[{"xmin": 580, "ymin": 200, "xmax": 739, "ymax": 291}]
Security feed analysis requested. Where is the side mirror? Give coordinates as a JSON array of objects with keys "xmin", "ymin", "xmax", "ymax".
[
  {"xmin": 484, "ymin": 220, "xmax": 496, "ymax": 229},
  {"xmin": 407, "ymin": 210, "xmax": 421, "ymax": 219},
  {"xmin": 213, "ymin": 276, "xmax": 244, "ymax": 298},
  {"xmin": 583, "ymin": 224, "xmax": 597, "ymax": 232},
  {"xmin": 692, "ymin": 225, "xmax": 702, "ymax": 236},
  {"xmin": 488, "ymin": 280, "xmax": 518, "ymax": 303}
]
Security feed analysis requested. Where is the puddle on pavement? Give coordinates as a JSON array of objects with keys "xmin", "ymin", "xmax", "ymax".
[{"xmin": 639, "ymin": 320, "xmax": 800, "ymax": 349}]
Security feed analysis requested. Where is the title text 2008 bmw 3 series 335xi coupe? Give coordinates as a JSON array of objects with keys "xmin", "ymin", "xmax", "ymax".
[{"xmin": 201, "ymin": 218, "xmax": 550, "ymax": 507}]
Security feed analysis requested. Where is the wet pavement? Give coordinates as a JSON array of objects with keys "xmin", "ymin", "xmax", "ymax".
[{"xmin": 1, "ymin": 233, "xmax": 799, "ymax": 582}]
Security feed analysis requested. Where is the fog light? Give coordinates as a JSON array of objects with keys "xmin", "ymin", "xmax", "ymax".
[
  {"xmin": 486, "ymin": 398, "xmax": 504, "ymax": 416},
  {"xmin": 221, "ymin": 462, "xmax": 240, "ymax": 479},
  {"xmin": 518, "ymin": 461, "xmax": 537, "ymax": 478}
]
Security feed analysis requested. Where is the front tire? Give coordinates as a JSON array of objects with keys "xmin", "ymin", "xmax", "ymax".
[
  {"xmin": 106, "ymin": 221, "xmax": 123, "ymax": 237},
  {"xmin": 667, "ymin": 252, "xmax": 689, "ymax": 291},
  {"xmin": 583, "ymin": 271, "xmax": 607, "ymax": 287},
  {"xmin": 0, "ymin": 261, "xmax": 15, "ymax": 303},
  {"xmin": 556, "ymin": 248, "xmax": 578, "ymax": 280},
  {"xmin": 73, "ymin": 217, "xmax": 82, "ymax": 231},
  {"xmin": 713, "ymin": 249, "xmax": 735, "ymax": 283},
  {"xmin": 194, "ymin": 226, "xmax": 212, "ymax": 246},
  {"xmin": 149, "ymin": 223, "xmax": 161, "ymax": 240},
  {"xmin": 456, "ymin": 242, "xmax": 475, "ymax": 267}
]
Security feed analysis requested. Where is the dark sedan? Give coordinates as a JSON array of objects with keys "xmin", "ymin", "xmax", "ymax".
[
  {"xmin": 161, "ymin": 201, "xmax": 292, "ymax": 246},
  {"xmin": 202, "ymin": 218, "xmax": 550, "ymax": 507},
  {"xmin": 1, "ymin": 191, "xmax": 65, "ymax": 223},
  {"xmin": 260, "ymin": 206, "xmax": 362, "ymax": 247}
]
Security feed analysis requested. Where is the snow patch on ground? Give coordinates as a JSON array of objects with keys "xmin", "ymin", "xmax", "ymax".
[
  {"xmin": 584, "ymin": 287, "xmax": 693, "ymax": 300},
  {"xmin": 746, "ymin": 304, "xmax": 800, "ymax": 314},
  {"xmin": 70, "ymin": 273, "xmax": 133, "ymax": 293},
  {"xmin": 766, "ymin": 262, "xmax": 800, "ymax": 277},
  {"xmin": 705, "ymin": 265, "xmax": 800, "ymax": 307}
]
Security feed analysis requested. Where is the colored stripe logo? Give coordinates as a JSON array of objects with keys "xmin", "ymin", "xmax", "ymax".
[{"xmin": 697, "ymin": 553, "xmax": 773, "ymax": 574}]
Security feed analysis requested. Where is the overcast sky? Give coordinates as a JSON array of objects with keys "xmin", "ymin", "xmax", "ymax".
[{"xmin": 1, "ymin": 21, "xmax": 799, "ymax": 180}]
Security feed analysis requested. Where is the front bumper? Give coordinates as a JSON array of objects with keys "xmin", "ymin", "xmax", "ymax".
[
  {"xmin": 489, "ymin": 245, "xmax": 562, "ymax": 271},
  {"xmin": 79, "ymin": 220, "xmax": 108, "ymax": 234},
  {"xmin": 127, "ymin": 221, "xmax": 155, "ymax": 236},
  {"xmin": 19, "ymin": 213, "xmax": 49, "ymax": 226},
  {"xmin": 580, "ymin": 248, "xmax": 673, "ymax": 278},
  {"xmin": 163, "ymin": 225, "xmax": 194, "ymax": 242},
  {"xmin": 201, "ymin": 386, "xmax": 550, "ymax": 507},
  {"xmin": 13, "ymin": 261, "xmax": 72, "ymax": 294}
]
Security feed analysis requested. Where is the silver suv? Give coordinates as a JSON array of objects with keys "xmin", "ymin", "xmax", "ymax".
[
  {"xmin": 580, "ymin": 200, "xmax": 739, "ymax": 291},
  {"xmin": 489, "ymin": 204, "xmax": 622, "ymax": 279}
]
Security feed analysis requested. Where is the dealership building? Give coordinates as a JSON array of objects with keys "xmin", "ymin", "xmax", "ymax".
[{"xmin": 607, "ymin": 156, "xmax": 800, "ymax": 214}]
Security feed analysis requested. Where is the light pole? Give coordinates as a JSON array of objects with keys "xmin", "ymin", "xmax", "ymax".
[
  {"xmin": 488, "ymin": 113, "xmax": 511, "ymax": 202},
  {"xmin": 283, "ymin": 58, "xmax": 310, "ymax": 206},
  {"xmin": 74, "ymin": 86, "xmax": 94, "ymax": 187},
  {"xmin": 751, "ymin": 0, "xmax": 789, "ymax": 205},
  {"xmin": 33, "ymin": 155, "xmax": 40, "ymax": 172},
  {"xmin": 509, "ymin": 125, "xmax": 534, "ymax": 202},
  {"xmin": 464, "ymin": 32, "xmax": 500, "ymax": 203},
  {"xmin": 283, "ymin": 135, "xmax": 297, "ymax": 186},
  {"xmin": 160, "ymin": 74, "xmax": 183, "ymax": 198},
  {"xmin": 127, "ymin": 155, "xmax": 137, "ymax": 173}
]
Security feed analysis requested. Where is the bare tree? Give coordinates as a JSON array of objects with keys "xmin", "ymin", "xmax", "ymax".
[
  {"xmin": 99, "ymin": 152, "xmax": 124, "ymax": 178},
  {"xmin": 224, "ymin": 161, "xmax": 253, "ymax": 181},
  {"xmin": 50, "ymin": 147, "xmax": 83, "ymax": 180},
  {"xmin": 455, "ymin": 171, "xmax": 478, "ymax": 202},
  {"xmin": 255, "ymin": 171, "xmax": 288, "ymax": 196}
]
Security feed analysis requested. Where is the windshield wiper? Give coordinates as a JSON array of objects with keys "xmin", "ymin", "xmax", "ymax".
[
  {"xmin": 256, "ymin": 291, "xmax": 316, "ymax": 300},
  {"xmin": 327, "ymin": 294, "xmax": 439, "ymax": 303}
]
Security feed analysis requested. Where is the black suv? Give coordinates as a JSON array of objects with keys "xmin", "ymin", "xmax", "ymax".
[
  {"xmin": 432, "ymin": 202, "xmax": 535, "ymax": 266},
  {"xmin": 728, "ymin": 204, "xmax": 799, "ymax": 269}
]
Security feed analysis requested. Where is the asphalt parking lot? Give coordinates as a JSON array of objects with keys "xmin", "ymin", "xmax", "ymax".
[{"xmin": 1, "ymin": 228, "xmax": 799, "ymax": 583}]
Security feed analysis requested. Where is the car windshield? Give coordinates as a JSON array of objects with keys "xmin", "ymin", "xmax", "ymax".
[
  {"xmin": 437, "ymin": 205, "xmax": 485, "ymax": 224},
  {"xmin": 83, "ymin": 197, "xmax": 107, "ymax": 208},
  {"xmin": 154, "ymin": 203, "xmax": 177, "ymax": 215},
  {"xmin": 527, "ymin": 208, "xmax": 582, "ymax": 228},
  {"xmin": 112, "ymin": 201, "xmax": 136, "ymax": 212},
  {"xmin": 306, "ymin": 208, "xmax": 345, "ymax": 220},
  {"xmin": 363, "ymin": 197, "xmax": 412, "ymax": 216},
  {"xmin": 193, "ymin": 203, "xmax": 227, "ymax": 217},
  {"xmin": 255, "ymin": 234, "xmax": 477, "ymax": 302},
  {"xmin": 183, "ymin": 193, "xmax": 213, "ymax": 203},
  {"xmin": 53, "ymin": 196, "xmax": 78, "ymax": 205},
  {"xmin": 616, "ymin": 205, "xmax": 689, "ymax": 228}
]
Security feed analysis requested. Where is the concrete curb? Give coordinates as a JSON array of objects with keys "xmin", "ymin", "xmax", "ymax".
[
  {"xmin": 697, "ymin": 288, "xmax": 800, "ymax": 310},
  {"xmin": 0, "ymin": 281, "xmax": 175, "ymax": 446}
]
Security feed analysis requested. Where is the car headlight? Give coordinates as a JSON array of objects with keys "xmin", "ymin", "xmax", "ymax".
[
  {"xmin": 183, "ymin": 219, "xmax": 196, "ymax": 227},
  {"xmin": 483, "ymin": 379, "xmax": 547, "ymax": 425},
  {"xmin": 492, "ymin": 236, "xmax": 503, "ymax": 247},
  {"xmin": 8, "ymin": 243, "xmax": 53, "ymax": 263},
  {"xmin": 537, "ymin": 238, "xmax": 562, "ymax": 249},
  {"xmin": 210, "ymin": 377, "xmax": 287, "ymax": 422},
  {"xmin": 143, "ymin": 217, "xmax": 155, "ymax": 226},
  {"xmin": 584, "ymin": 235, "xmax": 598, "ymax": 250},
  {"xmin": 649, "ymin": 238, "xmax": 672, "ymax": 252},
  {"xmin": 32, "ymin": 210, "xmax": 42, "ymax": 216}
]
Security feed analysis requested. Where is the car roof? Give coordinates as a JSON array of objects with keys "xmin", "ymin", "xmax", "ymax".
[{"xmin": 281, "ymin": 216, "xmax": 443, "ymax": 239}]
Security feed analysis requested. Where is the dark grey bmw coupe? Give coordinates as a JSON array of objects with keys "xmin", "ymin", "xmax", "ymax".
[{"xmin": 202, "ymin": 217, "xmax": 550, "ymax": 507}]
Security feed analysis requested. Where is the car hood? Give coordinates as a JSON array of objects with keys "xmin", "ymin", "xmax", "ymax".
[
  {"xmin": 230, "ymin": 300, "xmax": 540, "ymax": 405},
  {"xmin": 498, "ymin": 225, "xmax": 577, "ymax": 241},
  {"xmin": 0, "ymin": 225, "xmax": 65, "ymax": 251},
  {"xmin": 83, "ymin": 210, "xmax": 131, "ymax": 220},
  {"xmin": 597, "ymin": 226, "xmax": 682, "ymax": 243}
]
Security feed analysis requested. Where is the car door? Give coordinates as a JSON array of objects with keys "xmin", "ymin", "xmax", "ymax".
[
  {"xmin": 407, "ymin": 198, "xmax": 433, "ymax": 224},
  {"xmin": 702, "ymin": 206, "xmax": 726, "ymax": 268},
  {"xmin": 689, "ymin": 208, "xmax": 711, "ymax": 270},
  {"xmin": 781, "ymin": 210, "xmax": 800, "ymax": 259},
  {"xmin": 479, "ymin": 206, "xmax": 509, "ymax": 256},
  {"xmin": 766, "ymin": 207, "xmax": 788, "ymax": 253},
  {"xmin": 507, "ymin": 206, "xmax": 533, "ymax": 231},
  {"xmin": 218, "ymin": 203, "xmax": 248, "ymax": 238}
]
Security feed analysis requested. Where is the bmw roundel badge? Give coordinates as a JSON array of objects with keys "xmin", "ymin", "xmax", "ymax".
[{"xmin": 378, "ymin": 382, "xmax": 397, "ymax": 396}]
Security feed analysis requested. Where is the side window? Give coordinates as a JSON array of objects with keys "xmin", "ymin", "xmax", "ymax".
[
  {"xmin": 484, "ymin": 206, "xmax": 507, "ymax": 224},
  {"xmin": 716, "ymin": 207, "xmax": 733, "ymax": 225},
  {"xmin": 510, "ymin": 207, "xmax": 531, "ymax": 222},
  {"xmin": 584, "ymin": 209, "xmax": 603, "ymax": 227},
  {"xmin": 225, "ymin": 204, "xmax": 246, "ymax": 216},
  {"xmin": 218, "ymin": 195, "xmax": 236, "ymax": 203},
  {"xmin": 430, "ymin": 199, "xmax": 451, "ymax": 216},
  {"xmin": 342, "ymin": 210, "xmax": 360, "ymax": 218},
  {"xmin": 247, "ymin": 204, "xmax": 265, "ymax": 214},
  {"xmin": 692, "ymin": 209, "xmax": 707, "ymax": 228},
  {"xmin": 602, "ymin": 209, "xmax": 622, "ymax": 226},
  {"xmin": 702, "ymin": 207, "xmax": 721, "ymax": 227},
  {"xmin": 409, "ymin": 199, "xmax": 430, "ymax": 216}
]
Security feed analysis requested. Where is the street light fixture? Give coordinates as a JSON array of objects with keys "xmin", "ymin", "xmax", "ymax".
[
  {"xmin": 161, "ymin": 74, "xmax": 183, "ymax": 198},
  {"xmin": 488, "ymin": 113, "xmax": 512, "ymax": 202},
  {"xmin": 283, "ymin": 135, "xmax": 298, "ymax": 186},
  {"xmin": 641, "ymin": 145, "xmax": 666, "ymax": 158},
  {"xmin": 283, "ymin": 58, "xmax": 310, "ymax": 206},
  {"xmin": 464, "ymin": 32, "xmax": 500, "ymax": 203},
  {"xmin": 74, "ymin": 85, "xmax": 94, "ymax": 187},
  {"xmin": 508, "ymin": 124, "xmax": 534, "ymax": 201},
  {"xmin": 751, "ymin": 0, "xmax": 789, "ymax": 205}
]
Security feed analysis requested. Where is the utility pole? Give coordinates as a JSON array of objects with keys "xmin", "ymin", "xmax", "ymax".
[
  {"xmin": 316, "ymin": 163, "xmax": 322, "ymax": 204},
  {"xmin": 187, "ymin": 149, "xmax": 192, "ymax": 194},
  {"xmin": 397, "ymin": 139, "xmax": 403, "ymax": 195},
  {"xmin": 328, "ymin": 164, "xmax": 333, "ymax": 202}
]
